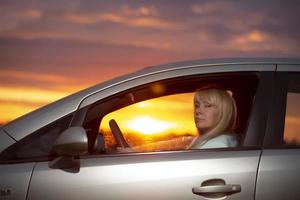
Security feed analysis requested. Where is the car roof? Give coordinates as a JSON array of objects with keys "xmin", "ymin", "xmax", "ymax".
[{"xmin": 3, "ymin": 57, "xmax": 300, "ymax": 141}]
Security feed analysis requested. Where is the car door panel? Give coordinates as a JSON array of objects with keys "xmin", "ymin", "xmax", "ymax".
[
  {"xmin": 0, "ymin": 163, "xmax": 35, "ymax": 200},
  {"xmin": 28, "ymin": 150, "xmax": 260, "ymax": 200},
  {"xmin": 255, "ymin": 149, "xmax": 300, "ymax": 200}
]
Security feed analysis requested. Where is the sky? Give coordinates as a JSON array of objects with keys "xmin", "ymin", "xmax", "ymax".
[{"xmin": 1, "ymin": 0, "xmax": 300, "ymax": 124}]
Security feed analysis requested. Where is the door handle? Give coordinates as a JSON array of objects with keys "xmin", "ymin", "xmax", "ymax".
[
  {"xmin": 192, "ymin": 184, "xmax": 241, "ymax": 195},
  {"xmin": 192, "ymin": 179, "xmax": 241, "ymax": 198}
]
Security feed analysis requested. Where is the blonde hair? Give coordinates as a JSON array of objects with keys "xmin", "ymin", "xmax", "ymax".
[{"xmin": 192, "ymin": 87, "xmax": 237, "ymax": 146}]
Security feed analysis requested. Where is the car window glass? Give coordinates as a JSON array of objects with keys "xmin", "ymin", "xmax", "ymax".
[
  {"xmin": 0, "ymin": 114, "xmax": 72, "ymax": 162},
  {"xmin": 85, "ymin": 73, "xmax": 258, "ymax": 154},
  {"xmin": 284, "ymin": 77, "xmax": 300, "ymax": 146}
]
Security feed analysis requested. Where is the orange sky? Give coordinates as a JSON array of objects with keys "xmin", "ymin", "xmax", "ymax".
[
  {"xmin": 1, "ymin": 1, "xmax": 300, "ymax": 125},
  {"xmin": 101, "ymin": 93, "xmax": 197, "ymax": 136}
]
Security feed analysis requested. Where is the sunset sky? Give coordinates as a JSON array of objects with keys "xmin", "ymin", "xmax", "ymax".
[
  {"xmin": 101, "ymin": 93, "xmax": 197, "ymax": 135},
  {"xmin": 1, "ymin": 0, "xmax": 300, "ymax": 124}
]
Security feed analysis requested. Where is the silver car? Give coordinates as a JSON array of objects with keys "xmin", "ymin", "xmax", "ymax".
[{"xmin": 1, "ymin": 58, "xmax": 300, "ymax": 200}]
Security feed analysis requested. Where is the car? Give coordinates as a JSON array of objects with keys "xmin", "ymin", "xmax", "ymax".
[{"xmin": 1, "ymin": 58, "xmax": 300, "ymax": 200}]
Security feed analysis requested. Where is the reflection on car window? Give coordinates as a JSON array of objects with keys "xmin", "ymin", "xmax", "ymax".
[{"xmin": 284, "ymin": 78, "xmax": 300, "ymax": 145}]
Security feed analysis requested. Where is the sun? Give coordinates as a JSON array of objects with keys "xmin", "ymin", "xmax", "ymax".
[{"xmin": 126, "ymin": 116, "xmax": 177, "ymax": 135}]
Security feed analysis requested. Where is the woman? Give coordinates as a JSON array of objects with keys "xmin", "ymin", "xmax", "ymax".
[{"xmin": 189, "ymin": 86, "xmax": 238, "ymax": 149}]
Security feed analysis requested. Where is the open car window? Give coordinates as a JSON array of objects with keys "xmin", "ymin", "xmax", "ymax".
[
  {"xmin": 101, "ymin": 93, "xmax": 197, "ymax": 152},
  {"xmin": 84, "ymin": 73, "xmax": 259, "ymax": 154}
]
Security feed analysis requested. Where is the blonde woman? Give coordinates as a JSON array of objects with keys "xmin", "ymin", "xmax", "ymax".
[{"xmin": 189, "ymin": 86, "xmax": 238, "ymax": 149}]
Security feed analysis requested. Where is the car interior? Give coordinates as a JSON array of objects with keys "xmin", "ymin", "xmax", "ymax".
[{"xmin": 83, "ymin": 72, "xmax": 259, "ymax": 154}]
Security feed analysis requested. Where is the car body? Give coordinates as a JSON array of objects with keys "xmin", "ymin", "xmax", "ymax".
[{"xmin": 1, "ymin": 58, "xmax": 300, "ymax": 200}]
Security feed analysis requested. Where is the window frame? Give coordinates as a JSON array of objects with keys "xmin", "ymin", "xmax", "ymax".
[
  {"xmin": 0, "ymin": 114, "xmax": 74, "ymax": 163},
  {"xmin": 74, "ymin": 71, "xmax": 272, "ymax": 155}
]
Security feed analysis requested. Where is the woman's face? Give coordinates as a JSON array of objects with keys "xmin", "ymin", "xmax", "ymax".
[{"xmin": 194, "ymin": 95, "xmax": 220, "ymax": 133}]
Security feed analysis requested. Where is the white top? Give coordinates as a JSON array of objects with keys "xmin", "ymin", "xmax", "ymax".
[{"xmin": 192, "ymin": 134, "xmax": 237, "ymax": 149}]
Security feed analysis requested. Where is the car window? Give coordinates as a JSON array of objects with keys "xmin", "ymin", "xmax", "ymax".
[
  {"xmin": 0, "ymin": 114, "xmax": 73, "ymax": 162},
  {"xmin": 283, "ymin": 76, "xmax": 300, "ymax": 146},
  {"xmin": 84, "ymin": 73, "xmax": 259, "ymax": 153}
]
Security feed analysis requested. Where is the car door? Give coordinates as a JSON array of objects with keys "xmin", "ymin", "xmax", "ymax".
[
  {"xmin": 256, "ymin": 67, "xmax": 300, "ymax": 200},
  {"xmin": 27, "ymin": 66, "xmax": 274, "ymax": 200},
  {"xmin": 28, "ymin": 151, "xmax": 260, "ymax": 200}
]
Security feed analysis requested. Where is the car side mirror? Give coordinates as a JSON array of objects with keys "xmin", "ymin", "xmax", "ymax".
[
  {"xmin": 49, "ymin": 126, "xmax": 88, "ymax": 173},
  {"xmin": 53, "ymin": 126, "xmax": 88, "ymax": 156}
]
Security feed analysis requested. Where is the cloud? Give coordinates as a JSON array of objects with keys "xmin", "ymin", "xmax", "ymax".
[
  {"xmin": 0, "ymin": 30, "xmax": 68, "ymax": 40},
  {"xmin": 234, "ymin": 30, "xmax": 268, "ymax": 44},
  {"xmin": 123, "ymin": 40, "xmax": 173, "ymax": 50},
  {"xmin": 0, "ymin": 69, "xmax": 61, "ymax": 80},
  {"xmin": 0, "ymin": 66, "xmax": 89, "ymax": 92},
  {"xmin": 121, "ymin": 5, "xmax": 159, "ymax": 17},
  {"xmin": 23, "ymin": 9, "xmax": 43, "ymax": 19},
  {"xmin": 65, "ymin": 12, "xmax": 180, "ymax": 30},
  {"xmin": 225, "ymin": 29, "xmax": 300, "ymax": 55},
  {"xmin": 0, "ymin": 8, "xmax": 43, "ymax": 32},
  {"xmin": 0, "ymin": 36, "xmax": 199, "ymax": 89},
  {"xmin": 2, "ymin": 1, "xmax": 299, "ymax": 56},
  {"xmin": 0, "ymin": 86, "xmax": 69, "ymax": 105},
  {"xmin": 128, "ymin": 17, "xmax": 181, "ymax": 29},
  {"xmin": 63, "ymin": 4, "xmax": 181, "ymax": 30},
  {"xmin": 226, "ymin": 30, "xmax": 273, "ymax": 52},
  {"xmin": 0, "ymin": 69, "xmax": 71, "ymax": 85},
  {"xmin": 191, "ymin": 1, "xmax": 229, "ymax": 15}
]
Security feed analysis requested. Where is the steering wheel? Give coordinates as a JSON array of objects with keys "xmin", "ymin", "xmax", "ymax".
[{"xmin": 109, "ymin": 119, "xmax": 130, "ymax": 148}]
